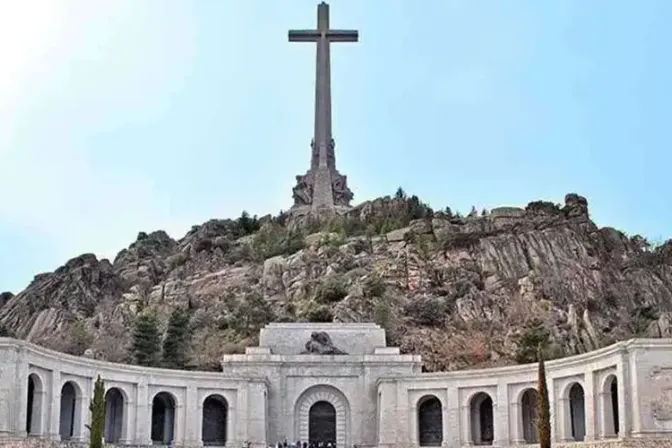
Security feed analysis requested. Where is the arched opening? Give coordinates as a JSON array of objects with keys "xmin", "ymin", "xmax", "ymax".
[
  {"xmin": 520, "ymin": 389, "xmax": 538, "ymax": 444},
  {"xmin": 569, "ymin": 383, "xmax": 586, "ymax": 441},
  {"xmin": 104, "ymin": 388, "xmax": 124, "ymax": 443},
  {"xmin": 59, "ymin": 381, "xmax": 80, "ymax": 440},
  {"xmin": 26, "ymin": 374, "xmax": 44, "ymax": 436},
  {"xmin": 470, "ymin": 392, "xmax": 494, "ymax": 446},
  {"xmin": 151, "ymin": 392, "xmax": 176, "ymax": 445},
  {"xmin": 603, "ymin": 375, "xmax": 619, "ymax": 437},
  {"xmin": 202, "ymin": 394, "xmax": 228, "ymax": 446},
  {"xmin": 309, "ymin": 401, "xmax": 336, "ymax": 445},
  {"xmin": 417, "ymin": 395, "xmax": 443, "ymax": 446}
]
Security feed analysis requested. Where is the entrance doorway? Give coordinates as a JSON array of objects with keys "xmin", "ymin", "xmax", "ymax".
[{"xmin": 309, "ymin": 401, "xmax": 336, "ymax": 444}]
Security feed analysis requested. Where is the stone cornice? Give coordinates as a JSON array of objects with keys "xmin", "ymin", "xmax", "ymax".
[{"xmin": 375, "ymin": 338, "xmax": 672, "ymax": 386}]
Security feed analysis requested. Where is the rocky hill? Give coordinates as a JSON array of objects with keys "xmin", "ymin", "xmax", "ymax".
[{"xmin": 2, "ymin": 192, "xmax": 672, "ymax": 372}]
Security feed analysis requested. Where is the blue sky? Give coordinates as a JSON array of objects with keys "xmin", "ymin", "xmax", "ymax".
[{"xmin": 0, "ymin": 0, "xmax": 671, "ymax": 293}]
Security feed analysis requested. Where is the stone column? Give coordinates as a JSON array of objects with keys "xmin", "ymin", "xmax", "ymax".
[
  {"xmin": 408, "ymin": 404, "xmax": 418, "ymax": 446},
  {"xmin": 548, "ymin": 379, "xmax": 556, "ymax": 443},
  {"xmin": 0, "ymin": 346, "xmax": 18, "ymax": 439},
  {"xmin": 616, "ymin": 355, "xmax": 629, "ymax": 437},
  {"xmin": 494, "ymin": 382, "xmax": 510, "ymax": 445},
  {"xmin": 12, "ymin": 349, "xmax": 29, "ymax": 438},
  {"xmin": 444, "ymin": 387, "xmax": 459, "ymax": 448},
  {"xmin": 48, "ymin": 370, "xmax": 61, "ymax": 440},
  {"xmin": 376, "ymin": 383, "xmax": 398, "ymax": 448},
  {"xmin": 597, "ymin": 389, "xmax": 611, "ymax": 438},
  {"xmin": 247, "ymin": 381, "xmax": 269, "ymax": 448},
  {"xmin": 459, "ymin": 402, "xmax": 472, "ymax": 446},
  {"xmin": 557, "ymin": 397, "xmax": 572, "ymax": 442},
  {"xmin": 184, "ymin": 385, "xmax": 202, "ymax": 446},
  {"xmin": 120, "ymin": 392, "xmax": 135, "ymax": 445},
  {"xmin": 134, "ymin": 381, "xmax": 151, "ymax": 444},
  {"xmin": 173, "ymin": 391, "xmax": 185, "ymax": 445},
  {"xmin": 584, "ymin": 371, "xmax": 596, "ymax": 441},
  {"xmin": 509, "ymin": 401, "xmax": 524, "ymax": 444},
  {"xmin": 73, "ymin": 383, "xmax": 90, "ymax": 443},
  {"xmin": 234, "ymin": 385, "xmax": 249, "ymax": 446}
]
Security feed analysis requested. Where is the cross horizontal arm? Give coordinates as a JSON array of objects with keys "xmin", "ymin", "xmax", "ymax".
[
  {"xmin": 326, "ymin": 30, "xmax": 358, "ymax": 42},
  {"xmin": 289, "ymin": 30, "xmax": 320, "ymax": 42},
  {"xmin": 288, "ymin": 30, "xmax": 359, "ymax": 43}
]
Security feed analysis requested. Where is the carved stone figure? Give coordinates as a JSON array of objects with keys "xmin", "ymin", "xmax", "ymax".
[
  {"xmin": 331, "ymin": 173, "xmax": 353, "ymax": 206},
  {"xmin": 300, "ymin": 331, "xmax": 347, "ymax": 355},
  {"xmin": 292, "ymin": 175, "xmax": 313, "ymax": 206}
]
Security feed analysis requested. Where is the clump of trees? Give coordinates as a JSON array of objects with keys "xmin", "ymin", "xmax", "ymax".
[{"xmin": 131, "ymin": 308, "xmax": 193, "ymax": 369}]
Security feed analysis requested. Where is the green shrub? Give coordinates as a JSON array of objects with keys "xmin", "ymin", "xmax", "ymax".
[
  {"xmin": 306, "ymin": 305, "xmax": 334, "ymax": 322},
  {"xmin": 515, "ymin": 322, "xmax": 550, "ymax": 364},
  {"xmin": 404, "ymin": 296, "xmax": 447, "ymax": 326},
  {"xmin": 131, "ymin": 311, "xmax": 161, "ymax": 367},
  {"xmin": 536, "ymin": 348, "xmax": 551, "ymax": 448},
  {"xmin": 231, "ymin": 292, "xmax": 275, "ymax": 337},
  {"xmin": 162, "ymin": 308, "xmax": 191, "ymax": 369},
  {"xmin": 314, "ymin": 277, "xmax": 348, "ymax": 304},
  {"xmin": 363, "ymin": 275, "xmax": 386, "ymax": 298},
  {"xmin": 89, "ymin": 376, "xmax": 105, "ymax": 448},
  {"xmin": 251, "ymin": 224, "xmax": 305, "ymax": 260}
]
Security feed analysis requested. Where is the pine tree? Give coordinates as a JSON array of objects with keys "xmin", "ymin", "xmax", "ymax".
[
  {"xmin": 536, "ymin": 346, "xmax": 552, "ymax": 448},
  {"xmin": 89, "ymin": 375, "xmax": 106, "ymax": 448},
  {"xmin": 132, "ymin": 311, "xmax": 161, "ymax": 367},
  {"xmin": 162, "ymin": 307, "xmax": 191, "ymax": 368}
]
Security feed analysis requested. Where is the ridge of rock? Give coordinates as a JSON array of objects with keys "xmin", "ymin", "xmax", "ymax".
[{"xmin": 2, "ymin": 192, "xmax": 671, "ymax": 372}]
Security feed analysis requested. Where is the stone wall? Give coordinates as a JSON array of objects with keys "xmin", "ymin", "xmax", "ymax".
[{"xmin": 3, "ymin": 440, "xmax": 672, "ymax": 448}]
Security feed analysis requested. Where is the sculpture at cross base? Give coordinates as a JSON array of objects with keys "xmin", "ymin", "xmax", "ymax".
[{"xmin": 288, "ymin": 2, "xmax": 357, "ymax": 214}]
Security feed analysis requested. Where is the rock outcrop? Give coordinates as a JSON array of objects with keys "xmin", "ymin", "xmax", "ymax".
[{"xmin": 1, "ymin": 192, "xmax": 671, "ymax": 372}]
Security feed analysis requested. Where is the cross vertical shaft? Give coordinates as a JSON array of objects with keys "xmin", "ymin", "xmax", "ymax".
[{"xmin": 289, "ymin": 2, "xmax": 357, "ymax": 213}]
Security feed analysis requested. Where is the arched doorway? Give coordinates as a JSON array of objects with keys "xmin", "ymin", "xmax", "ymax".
[
  {"xmin": 202, "ymin": 395, "xmax": 228, "ymax": 446},
  {"xmin": 569, "ymin": 383, "xmax": 586, "ymax": 441},
  {"xmin": 26, "ymin": 374, "xmax": 44, "ymax": 436},
  {"xmin": 104, "ymin": 388, "xmax": 124, "ymax": 443},
  {"xmin": 59, "ymin": 382, "xmax": 80, "ymax": 440},
  {"xmin": 470, "ymin": 392, "xmax": 494, "ymax": 445},
  {"xmin": 309, "ymin": 401, "xmax": 336, "ymax": 444},
  {"xmin": 151, "ymin": 392, "xmax": 176, "ymax": 444},
  {"xmin": 417, "ymin": 395, "xmax": 443, "ymax": 446},
  {"xmin": 520, "ymin": 389, "xmax": 538, "ymax": 444},
  {"xmin": 603, "ymin": 375, "xmax": 619, "ymax": 437}
]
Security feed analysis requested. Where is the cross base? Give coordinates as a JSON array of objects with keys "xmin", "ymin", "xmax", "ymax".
[{"xmin": 291, "ymin": 168, "xmax": 353, "ymax": 214}]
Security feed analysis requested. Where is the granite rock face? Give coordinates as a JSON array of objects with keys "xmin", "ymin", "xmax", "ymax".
[{"xmin": 1, "ymin": 193, "xmax": 671, "ymax": 372}]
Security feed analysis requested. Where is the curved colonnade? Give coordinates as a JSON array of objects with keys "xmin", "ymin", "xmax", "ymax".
[{"xmin": 1, "ymin": 336, "xmax": 671, "ymax": 447}]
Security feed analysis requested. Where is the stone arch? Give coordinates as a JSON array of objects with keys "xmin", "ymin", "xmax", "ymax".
[
  {"xmin": 417, "ymin": 394, "xmax": 443, "ymax": 447},
  {"xmin": 104, "ymin": 387, "xmax": 125, "ymax": 443},
  {"xmin": 520, "ymin": 388, "xmax": 538, "ymax": 444},
  {"xmin": 601, "ymin": 374, "xmax": 619, "ymax": 437},
  {"xmin": 151, "ymin": 391, "xmax": 177, "ymax": 445},
  {"xmin": 202, "ymin": 394, "xmax": 228, "ymax": 446},
  {"xmin": 469, "ymin": 392, "xmax": 494, "ymax": 446},
  {"xmin": 295, "ymin": 385, "xmax": 350, "ymax": 448},
  {"xmin": 26, "ymin": 373, "xmax": 45, "ymax": 436},
  {"xmin": 59, "ymin": 380, "xmax": 83, "ymax": 440},
  {"xmin": 566, "ymin": 382, "xmax": 586, "ymax": 441}
]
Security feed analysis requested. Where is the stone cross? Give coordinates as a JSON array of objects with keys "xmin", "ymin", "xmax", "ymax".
[{"xmin": 289, "ymin": 2, "xmax": 356, "ymax": 212}]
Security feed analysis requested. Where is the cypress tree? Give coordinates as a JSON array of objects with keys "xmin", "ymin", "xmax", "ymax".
[
  {"xmin": 536, "ymin": 346, "xmax": 552, "ymax": 448},
  {"xmin": 162, "ymin": 307, "xmax": 191, "ymax": 368},
  {"xmin": 89, "ymin": 375, "xmax": 106, "ymax": 448},
  {"xmin": 132, "ymin": 311, "xmax": 161, "ymax": 367}
]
